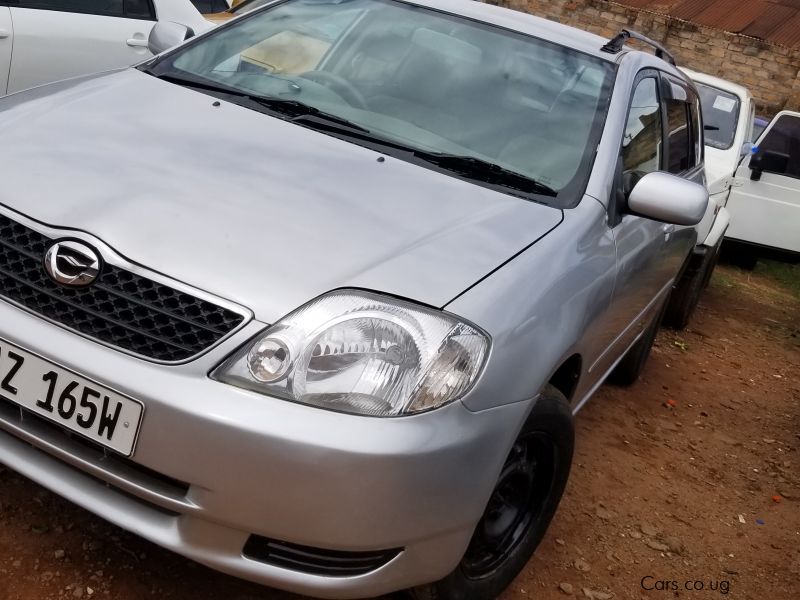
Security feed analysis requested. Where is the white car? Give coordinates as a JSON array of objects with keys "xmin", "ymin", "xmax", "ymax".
[
  {"xmin": 685, "ymin": 69, "xmax": 799, "ymax": 269},
  {"xmin": 683, "ymin": 70, "xmax": 755, "ymax": 208},
  {"xmin": 723, "ymin": 110, "xmax": 800, "ymax": 267},
  {"xmin": 0, "ymin": 1, "xmax": 222, "ymax": 95}
]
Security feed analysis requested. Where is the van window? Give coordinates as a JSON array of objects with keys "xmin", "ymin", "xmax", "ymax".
[
  {"xmin": 757, "ymin": 114, "xmax": 800, "ymax": 179},
  {"xmin": 695, "ymin": 82, "xmax": 740, "ymax": 150}
]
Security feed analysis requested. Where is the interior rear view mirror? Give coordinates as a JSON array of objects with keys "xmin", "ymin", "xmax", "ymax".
[{"xmin": 749, "ymin": 149, "xmax": 789, "ymax": 181}]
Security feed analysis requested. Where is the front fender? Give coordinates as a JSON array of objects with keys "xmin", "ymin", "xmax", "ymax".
[{"xmin": 446, "ymin": 197, "xmax": 616, "ymax": 413}]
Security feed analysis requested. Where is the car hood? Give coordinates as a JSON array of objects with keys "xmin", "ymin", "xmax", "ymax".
[{"xmin": 0, "ymin": 70, "xmax": 563, "ymax": 323}]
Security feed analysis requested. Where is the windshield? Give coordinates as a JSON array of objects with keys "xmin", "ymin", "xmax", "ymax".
[
  {"xmin": 753, "ymin": 116, "xmax": 769, "ymax": 142},
  {"xmin": 153, "ymin": 0, "xmax": 615, "ymax": 205},
  {"xmin": 695, "ymin": 82, "xmax": 741, "ymax": 150}
]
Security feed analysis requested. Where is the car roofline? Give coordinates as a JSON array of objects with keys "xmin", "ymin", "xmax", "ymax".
[{"xmin": 397, "ymin": 0, "xmax": 617, "ymax": 61}]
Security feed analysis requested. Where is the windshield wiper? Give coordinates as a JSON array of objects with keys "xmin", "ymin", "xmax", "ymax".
[
  {"xmin": 286, "ymin": 119, "xmax": 556, "ymax": 197},
  {"xmin": 144, "ymin": 69, "xmax": 371, "ymax": 133},
  {"xmin": 411, "ymin": 152, "xmax": 558, "ymax": 197},
  {"xmin": 144, "ymin": 68, "xmax": 556, "ymax": 198},
  {"xmin": 144, "ymin": 69, "xmax": 258, "ymax": 99}
]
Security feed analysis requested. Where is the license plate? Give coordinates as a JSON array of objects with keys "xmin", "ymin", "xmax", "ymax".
[{"xmin": 0, "ymin": 338, "xmax": 143, "ymax": 456}]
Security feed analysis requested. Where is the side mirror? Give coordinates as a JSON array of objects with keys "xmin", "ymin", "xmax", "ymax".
[
  {"xmin": 148, "ymin": 22, "xmax": 194, "ymax": 55},
  {"xmin": 627, "ymin": 172, "xmax": 708, "ymax": 226},
  {"xmin": 749, "ymin": 148, "xmax": 790, "ymax": 181}
]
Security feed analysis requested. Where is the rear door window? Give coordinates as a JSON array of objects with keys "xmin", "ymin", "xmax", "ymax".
[
  {"xmin": 10, "ymin": 1, "xmax": 155, "ymax": 19},
  {"xmin": 11, "ymin": 1, "xmax": 124, "ymax": 17},
  {"xmin": 663, "ymin": 77, "xmax": 693, "ymax": 174}
]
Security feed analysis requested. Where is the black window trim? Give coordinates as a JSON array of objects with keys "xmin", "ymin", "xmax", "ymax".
[
  {"xmin": 688, "ymin": 88, "xmax": 705, "ymax": 165},
  {"xmin": 0, "ymin": 1, "xmax": 157, "ymax": 21},
  {"xmin": 191, "ymin": 0, "xmax": 233, "ymax": 13},
  {"xmin": 659, "ymin": 72, "xmax": 703, "ymax": 178}
]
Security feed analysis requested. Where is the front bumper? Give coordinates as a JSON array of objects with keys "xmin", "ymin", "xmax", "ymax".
[{"xmin": 0, "ymin": 299, "xmax": 530, "ymax": 598}]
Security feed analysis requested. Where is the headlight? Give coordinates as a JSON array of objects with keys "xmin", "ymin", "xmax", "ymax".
[{"xmin": 212, "ymin": 290, "xmax": 489, "ymax": 416}]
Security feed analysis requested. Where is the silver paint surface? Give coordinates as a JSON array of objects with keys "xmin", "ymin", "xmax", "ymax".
[{"xmin": 0, "ymin": 1, "xmax": 705, "ymax": 596}]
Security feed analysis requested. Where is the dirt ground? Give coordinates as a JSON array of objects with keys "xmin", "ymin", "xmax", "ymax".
[{"xmin": 0, "ymin": 263, "xmax": 798, "ymax": 600}]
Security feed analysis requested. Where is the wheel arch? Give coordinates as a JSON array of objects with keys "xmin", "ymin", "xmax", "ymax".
[{"xmin": 547, "ymin": 353, "xmax": 582, "ymax": 402}]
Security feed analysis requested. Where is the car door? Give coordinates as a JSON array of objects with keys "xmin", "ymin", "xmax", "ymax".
[
  {"xmin": 588, "ymin": 73, "xmax": 670, "ymax": 379},
  {"xmin": 0, "ymin": 6, "xmax": 10, "ymax": 94},
  {"xmin": 724, "ymin": 111, "xmax": 800, "ymax": 254},
  {"xmin": 4, "ymin": 1, "xmax": 157, "ymax": 94},
  {"xmin": 590, "ymin": 71, "xmax": 698, "ymax": 379}
]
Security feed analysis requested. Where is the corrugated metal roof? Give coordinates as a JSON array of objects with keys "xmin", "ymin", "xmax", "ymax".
[
  {"xmin": 696, "ymin": 1, "xmax": 767, "ymax": 32},
  {"xmin": 741, "ymin": 4, "xmax": 795, "ymax": 40},
  {"xmin": 769, "ymin": 12, "xmax": 800, "ymax": 46},
  {"xmin": 671, "ymin": 0, "xmax": 711, "ymax": 21},
  {"xmin": 613, "ymin": 0, "xmax": 800, "ymax": 47}
]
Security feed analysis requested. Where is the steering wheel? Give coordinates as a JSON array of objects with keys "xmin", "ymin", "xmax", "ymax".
[{"xmin": 298, "ymin": 70, "xmax": 367, "ymax": 109}]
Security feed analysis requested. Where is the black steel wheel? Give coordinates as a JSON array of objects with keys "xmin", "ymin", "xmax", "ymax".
[
  {"xmin": 461, "ymin": 432, "xmax": 556, "ymax": 580},
  {"xmin": 408, "ymin": 386, "xmax": 574, "ymax": 600}
]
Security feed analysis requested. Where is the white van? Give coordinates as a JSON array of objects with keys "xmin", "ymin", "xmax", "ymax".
[
  {"xmin": 685, "ymin": 70, "xmax": 799, "ymax": 269},
  {"xmin": 724, "ymin": 110, "xmax": 800, "ymax": 267}
]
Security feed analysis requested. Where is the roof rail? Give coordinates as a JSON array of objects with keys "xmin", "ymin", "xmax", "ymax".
[{"xmin": 601, "ymin": 29, "xmax": 677, "ymax": 66}]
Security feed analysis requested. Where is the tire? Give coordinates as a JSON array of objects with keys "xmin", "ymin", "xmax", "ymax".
[
  {"xmin": 664, "ymin": 242, "xmax": 720, "ymax": 330},
  {"xmin": 609, "ymin": 293, "xmax": 668, "ymax": 386},
  {"xmin": 726, "ymin": 244, "xmax": 758, "ymax": 270},
  {"xmin": 735, "ymin": 251, "xmax": 758, "ymax": 271},
  {"xmin": 700, "ymin": 240, "xmax": 721, "ymax": 291},
  {"xmin": 408, "ymin": 386, "xmax": 574, "ymax": 600}
]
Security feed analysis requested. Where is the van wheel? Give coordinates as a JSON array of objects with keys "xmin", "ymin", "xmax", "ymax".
[
  {"xmin": 609, "ymin": 293, "xmax": 668, "ymax": 386},
  {"xmin": 726, "ymin": 244, "xmax": 758, "ymax": 270},
  {"xmin": 408, "ymin": 386, "xmax": 574, "ymax": 600}
]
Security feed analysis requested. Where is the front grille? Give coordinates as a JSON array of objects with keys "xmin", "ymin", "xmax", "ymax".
[
  {"xmin": 0, "ymin": 215, "xmax": 245, "ymax": 361},
  {"xmin": 243, "ymin": 536, "xmax": 402, "ymax": 576}
]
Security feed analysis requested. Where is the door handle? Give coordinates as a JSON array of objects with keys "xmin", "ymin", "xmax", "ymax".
[
  {"xmin": 0, "ymin": 29, "xmax": 10, "ymax": 39},
  {"xmin": 126, "ymin": 37, "xmax": 149, "ymax": 48}
]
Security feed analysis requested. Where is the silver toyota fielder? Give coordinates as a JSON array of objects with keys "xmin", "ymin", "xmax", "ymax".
[{"xmin": 0, "ymin": 0, "xmax": 708, "ymax": 598}]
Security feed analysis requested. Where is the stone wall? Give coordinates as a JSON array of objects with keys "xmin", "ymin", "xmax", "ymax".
[{"xmin": 491, "ymin": 0, "xmax": 800, "ymax": 116}]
